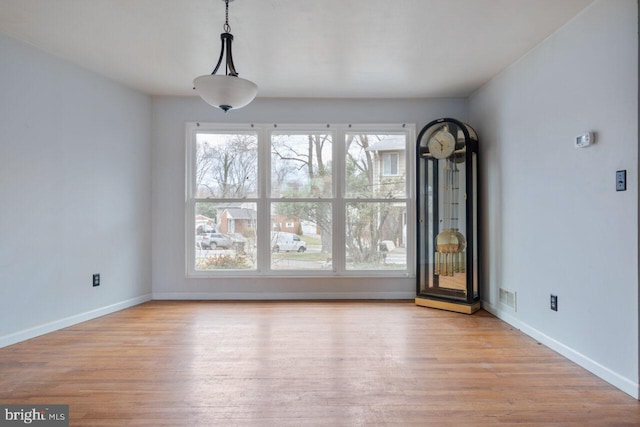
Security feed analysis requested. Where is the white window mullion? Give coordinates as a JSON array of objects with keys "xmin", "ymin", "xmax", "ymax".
[
  {"xmin": 333, "ymin": 126, "xmax": 346, "ymax": 274},
  {"xmin": 257, "ymin": 126, "xmax": 271, "ymax": 273}
]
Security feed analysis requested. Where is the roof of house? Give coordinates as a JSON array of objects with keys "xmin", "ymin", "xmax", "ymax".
[
  {"xmin": 222, "ymin": 208, "xmax": 257, "ymax": 220},
  {"xmin": 365, "ymin": 135, "xmax": 406, "ymax": 152}
]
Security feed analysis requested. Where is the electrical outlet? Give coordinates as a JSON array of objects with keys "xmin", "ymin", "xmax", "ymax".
[
  {"xmin": 550, "ymin": 294, "xmax": 558, "ymax": 312},
  {"xmin": 616, "ymin": 170, "xmax": 626, "ymax": 191},
  {"xmin": 93, "ymin": 274, "xmax": 100, "ymax": 287}
]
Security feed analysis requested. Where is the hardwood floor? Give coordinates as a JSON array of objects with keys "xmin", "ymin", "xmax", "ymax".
[{"xmin": 0, "ymin": 301, "xmax": 638, "ymax": 426}]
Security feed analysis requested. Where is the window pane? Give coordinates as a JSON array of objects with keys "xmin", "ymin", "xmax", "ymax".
[
  {"xmin": 271, "ymin": 202, "xmax": 332, "ymax": 270},
  {"xmin": 345, "ymin": 202, "xmax": 407, "ymax": 270},
  {"xmin": 345, "ymin": 134, "xmax": 406, "ymax": 198},
  {"xmin": 195, "ymin": 202, "xmax": 257, "ymax": 270},
  {"xmin": 271, "ymin": 133, "xmax": 333, "ymax": 198},
  {"xmin": 382, "ymin": 152, "xmax": 398, "ymax": 176},
  {"xmin": 196, "ymin": 132, "xmax": 258, "ymax": 198}
]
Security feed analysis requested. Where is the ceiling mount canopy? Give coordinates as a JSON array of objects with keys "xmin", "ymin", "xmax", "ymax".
[{"xmin": 193, "ymin": 0, "xmax": 258, "ymax": 112}]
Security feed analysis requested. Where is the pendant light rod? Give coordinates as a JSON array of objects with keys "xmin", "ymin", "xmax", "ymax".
[
  {"xmin": 211, "ymin": 0, "xmax": 237, "ymax": 76},
  {"xmin": 212, "ymin": 33, "xmax": 237, "ymax": 76}
]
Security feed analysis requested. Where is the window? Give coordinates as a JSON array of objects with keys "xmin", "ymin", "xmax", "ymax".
[
  {"xmin": 382, "ymin": 152, "xmax": 399, "ymax": 176},
  {"xmin": 186, "ymin": 123, "xmax": 414, "ymax": 277}
]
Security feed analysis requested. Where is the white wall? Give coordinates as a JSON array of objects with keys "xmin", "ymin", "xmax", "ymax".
[
  {"xmin": 469, "ymin": 0, "xmax": 638, "ymax": 397},
  {"xmin": 151, "ymin": 97, "xmax": 467, "ymax": 299},
  {"xmin": 0, "ymin": 34, "xmax": 152, "ymax": 346}
]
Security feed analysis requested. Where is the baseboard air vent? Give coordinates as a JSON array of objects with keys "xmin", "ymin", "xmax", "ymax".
[{"xmin": 499, "ymin": 288, "xmax": 517, "ymax": 311}]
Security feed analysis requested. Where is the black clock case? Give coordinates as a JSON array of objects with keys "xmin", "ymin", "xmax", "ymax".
[{"xmin": 415, "ymin": 117, "xmax": 481, "ymax": 314}]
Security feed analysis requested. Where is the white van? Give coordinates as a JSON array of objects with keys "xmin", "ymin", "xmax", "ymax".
[{"xmin": 271, "ymin": 232, "xmax": 306, "ymax": 253}]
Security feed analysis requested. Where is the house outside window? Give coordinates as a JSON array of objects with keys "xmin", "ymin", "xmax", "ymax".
[{"xmin": 186, "ymin": 123, "xmax": 414, "ymax": 277}]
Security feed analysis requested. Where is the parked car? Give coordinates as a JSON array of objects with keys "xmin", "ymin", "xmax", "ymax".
[
  {"xmin": 271, "ymin": 232, "xmax": 306, "ymax": 253},
  {"xmin": 196, "ymin": 232, "xmax": 233, "ymax": 250}
]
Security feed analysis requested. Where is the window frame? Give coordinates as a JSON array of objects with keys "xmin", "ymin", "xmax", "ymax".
[{"xmin": 186, "ymin": 122, "xmax": 415, "ymax": 278}]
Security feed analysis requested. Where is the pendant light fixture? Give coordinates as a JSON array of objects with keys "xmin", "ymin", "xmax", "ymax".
[{"xmin": 193, "ymin": 0, "xmax": 258, "ymax": 112}]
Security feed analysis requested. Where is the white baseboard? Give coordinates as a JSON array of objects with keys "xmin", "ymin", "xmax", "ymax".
[
  {"xmin": 0, "ymin": 294, "xmax": 152, "ymax": 349},
  {"xmin": 482, "ymin": 299, "xmax": 639, "ymax": 400},
  {"xmin": 152, "ymin": 291, "xmax": 415, "ymax": 300}
]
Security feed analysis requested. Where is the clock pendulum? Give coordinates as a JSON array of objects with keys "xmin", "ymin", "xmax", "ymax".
[{"xmin": 434, "ymin": 154, "xmax": 466, "ymax": 276}]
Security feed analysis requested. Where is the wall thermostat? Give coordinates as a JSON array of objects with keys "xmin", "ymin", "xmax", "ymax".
[{"xmin": 575, "ymin": 132, "xmax": 594, "ymax": 148}]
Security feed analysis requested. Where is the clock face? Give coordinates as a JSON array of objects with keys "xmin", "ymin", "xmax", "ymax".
[{"xmin": 427, "ymin": 129, "xmax": 456, "ymax": 159}]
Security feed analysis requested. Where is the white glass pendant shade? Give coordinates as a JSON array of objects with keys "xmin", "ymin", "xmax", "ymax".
[{"xmin": 193, "ymin": 74, "xmax": 258, "ymax": 112}]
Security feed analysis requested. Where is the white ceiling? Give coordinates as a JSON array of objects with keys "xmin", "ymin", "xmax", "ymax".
[{"xmin": 0, "ymin": 0, "xmax": 594, "ymax": 99}]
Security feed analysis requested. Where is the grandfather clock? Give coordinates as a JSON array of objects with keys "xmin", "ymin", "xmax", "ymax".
[{"xmin": 416, "ymin": 118, "xmax": 480, "ymax": 314}]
